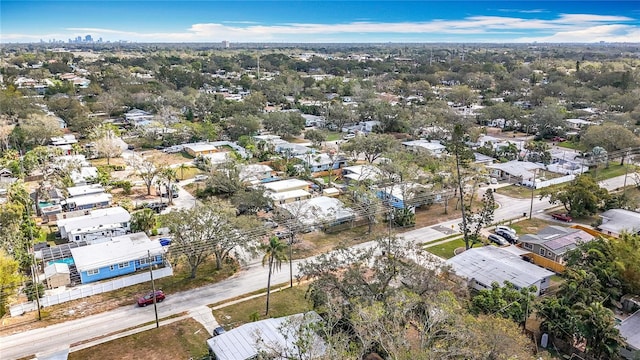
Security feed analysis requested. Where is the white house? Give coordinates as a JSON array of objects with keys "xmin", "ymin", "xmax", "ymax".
[
  {"xmin": 599, "ymin": 209, "xmax": 640, "ymax": 237},
  {"xmin": 279, "ymin": 196, "xmax": 355, "ymax": 228},
  {"xmin": 619, "ymin": 310, "xmax": 640, "ymax": 360},
  {"xmin": 268, "ymin": 189, "xmax": 312, "ymax": 205},
  {"xmin": 342, "ymin": 164, "xmax": 382, "ymax": 184},
  {"xmin": 125, "ymin": 109, "xmax": 154, "ymax": 127},
  {"xmin": 57, "ymin": 206, "xmax": 129, "ymax": 240},
  {"xmin": 446, "ymin": 245, "xmax": 555, "ymax": 296},
  {"xmin": 402, "ymin": 139, "xmax": 446, "ymax": 156},
  {"xmin": 262, "ymin": 179, "xmax": 310, "ymax": 193},
  {"xmin": 239, "ymin": 164, "xmax": 274, "ymax": 184},
  {"xmin": 66, "ymin": 184, "xmax": 105, "ymax": 198},
  {"xmin": 70, "ymin": 167, "xmax": 99, "ymax": 186},
  {"xmin": 207, "ymin": 312, "xmax": 326, "ymax": 360}
]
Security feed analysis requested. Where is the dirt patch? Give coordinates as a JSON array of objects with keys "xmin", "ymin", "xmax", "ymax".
[
  {"xmin": 68, "ymin": 318, "xmax": 209, "ymax": 360},
  {"xmin": 139, "ymin": 150, "xmax": 194, "ymax": 166}
]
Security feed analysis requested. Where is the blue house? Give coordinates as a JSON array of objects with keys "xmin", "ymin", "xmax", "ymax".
[
  {"xmin": 376, "ymin": 182, "xmax": 426, "ymax": 210},
  {"xmin": 295, "ymin": 153, "xmax": 348, "ymax": 173},
  {"xmin": 70, "ymin": 233, "xmax": 165, "ymax": 284}
]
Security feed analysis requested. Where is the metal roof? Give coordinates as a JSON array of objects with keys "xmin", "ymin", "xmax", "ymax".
[
  {"xmin": 70, "ymin": 233, "xmax": 162, "ymax": 272},
  {"xmin": 446, "ymin": 246, "xmax": 554, "ymax": 290},
  {"xmin": 619, "ymin": 310, "xmax": 640, "ymax": 350},
  {"xmin": 207, "ymin": 312, "xmax": 326, "ymax": 360}
]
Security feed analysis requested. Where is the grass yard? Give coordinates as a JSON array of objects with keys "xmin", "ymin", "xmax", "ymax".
[
  {"xmin": 556, "ymin": 141, "xmax": 585, "ymax": 151},
  {"xmin": 296, "ymin": 225, "xmax": 373, "ymax": 259},
  {"xmin": 325, "ymin": 131, "xmax": 342, "ymax": 141},
  {"xmin": 213, "ymin": 285, "xmax": 312, "ymax": 330},
  {"xmin": 425, "ymin": 238, "xmax": 467, "ymax": 259},
  {"xmin": 68, "ymin": 318, "xmax": 209, "ymax": 360},
  {"xmin": 590, "ymin": 163, "xmax": 637, "ymax": 182},
  {"xmin": 508, "ymin": 218, "xmax": 556, "ymax": 235}
]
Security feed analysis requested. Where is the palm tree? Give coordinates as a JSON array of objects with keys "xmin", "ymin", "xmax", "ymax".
[
  {"xmin": 159, "ymin": 167, "xmax": 178, "ymax": 205},
  {"xmin": 131, "ymin": 208, "xmax": 157, "ymax": 235},
  {"xmin": 261, "ymin": 236, "xmax": 288, "ymax": 315},
  {"xmin": 178, "ymin": 163, "xmax": 189, "ymax": 181}
]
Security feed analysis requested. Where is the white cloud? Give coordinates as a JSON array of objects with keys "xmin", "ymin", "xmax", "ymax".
[{"xmin": 2, "ymin": 13, "xmax": 638, "ymax": 43}]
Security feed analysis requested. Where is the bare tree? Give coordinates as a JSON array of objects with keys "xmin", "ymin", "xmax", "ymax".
[
  {"xmin": 127, "ymin": 156, "xmax": 159, "ymax": 195},
  {"xmin": 91, "ymin": 125, "xmax": 123, "ymax": 165}
]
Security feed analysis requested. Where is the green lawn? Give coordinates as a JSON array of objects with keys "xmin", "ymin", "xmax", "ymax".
[
  {"xmin": 425, "ymin": 238, "xmax": 467, "ymax": 259},
  {"xmin": 325, "ymin": 131, "xmax": 342, "ymax": 141},
  {"xmin": 589, "ymin": 163, "xmax": 637, "ymax": 182},
  {"xmin": 212, "ymin": 285, "xmax": 312, "ymax": 330},
  {"xmin": 556, "ymin": 141, "xmax": 585, "ymax": 151}
]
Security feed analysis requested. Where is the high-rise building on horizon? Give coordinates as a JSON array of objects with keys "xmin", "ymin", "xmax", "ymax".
[{"xmin": 222, "ymin": 40, "xmax": 230, "ymax": 48}]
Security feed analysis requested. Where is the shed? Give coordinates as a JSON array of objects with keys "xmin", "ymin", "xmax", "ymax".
[
  {"xmin": 598, "ymin": 209, "xmax": 640, "ymax": 237},
  {"xmin": 43, "ymin": 262, "xmax": 71, "ymax": 289}
]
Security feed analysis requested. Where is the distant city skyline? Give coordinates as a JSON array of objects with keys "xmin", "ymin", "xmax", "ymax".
[{"xmin": 1, "ymin": 1, "xmax": 639, "ymax": 44}]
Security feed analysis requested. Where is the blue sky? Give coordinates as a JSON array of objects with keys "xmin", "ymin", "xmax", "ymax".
[{"xmin": 1, "ymin": 1, "xmax": 639, "ymax": 43}]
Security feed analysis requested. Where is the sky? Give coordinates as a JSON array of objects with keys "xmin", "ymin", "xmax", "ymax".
[{"xmin": 1, "ymin": 1, "xmax": 640, "ymax": 43}]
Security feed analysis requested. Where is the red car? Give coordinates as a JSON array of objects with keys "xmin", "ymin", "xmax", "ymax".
[
  {"xmin": 552, "ymin": 136, "xmax": 566, "ymax": 142},
  {"xmin": 137, "ymin": 290, "xmax": 165, "ymax": 307},
  {"xmin": 551, "ymin": 213, "xmax": 573, "ymax": 222}
]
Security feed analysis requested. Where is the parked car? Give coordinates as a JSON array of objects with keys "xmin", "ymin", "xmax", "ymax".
[
  {"xmin": 495, "ymin": 225, "xmax": 517, "ymax": 237},
  {"xmin": 213, "ymin": 326, "xmax": 226, "ymax": 336},
  {"xmin": 551, "ymin": 213, "xmax": 573, "ymax": 222},
  {"xmin": 263, "ymin": 220, "xmax": 278, "ymax": 229},
  {"xmin": 488, "ymin": 234, "xmax": 509, "ymax": 246},
  {"xmin": 137, "ymin": 290, "xmax": 165, "ymax": 307},
  {"xmin": 143, "ymin": 202, "xmax": 168, "ymax": 213},
  {"xmin": 552, "ymin": 136, "xmax": 566, "ymax": 142},
  {"xmin": 194, "ymin": 174, "xmax": 209, "ymax": 182},
  {"xmin": 343, "ymin": 133, "xmax": 356, "ymax": 140},
  {"xmin": 496, "ymin": 229, "xmax": 519, "ymax": 244}
]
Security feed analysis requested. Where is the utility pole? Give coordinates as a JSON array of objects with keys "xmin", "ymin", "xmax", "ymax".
[
  {"xmin": 22, "ymin": 157, "xmax": 41, "ymax": 320},
  {"xmin": 529, "ymin": 170, "xmax": 536, "ymax": 220},
  {"xmin": 148, "ymin": 250, "xmax": 159, "ymax": 329}
]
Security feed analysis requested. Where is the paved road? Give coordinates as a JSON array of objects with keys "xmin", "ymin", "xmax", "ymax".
[{"xmin": 1, "ymin": 174, "xmax": 632, "ymax": 359}]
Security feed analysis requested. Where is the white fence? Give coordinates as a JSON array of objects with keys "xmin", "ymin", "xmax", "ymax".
[
  {"xmin": 522, "ymin": 174, "xmax": 575, "ymax": 189},
  {"xmin": 10, "ymin": 266, "xmax": 173, "ymax": 317}
]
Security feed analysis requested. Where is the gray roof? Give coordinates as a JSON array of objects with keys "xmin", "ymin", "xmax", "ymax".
[
  {"xmin": 487, "ymin": 161, "xmax": 543, "ymax": 179},
  {"xmin": 519, "ymin": 226, "xmax": 595, "ymax": 256},
  {"xmin": 446, "ymin": 246, "xmax": 554, "ymax": 290},
  {"xmin": 279, "ymin": 196, "xmax": 355, "ymax": 226},
  {"xmin": 207, "ymin": 312, "xmax": 326, "ymax": 360},
  {"xmin": 619, "ymin": 310, "xmax": 640, "ymax": 350},
  {"xmin": 599, "ymin": 209, "xmax": 640, "ymax": 235}
]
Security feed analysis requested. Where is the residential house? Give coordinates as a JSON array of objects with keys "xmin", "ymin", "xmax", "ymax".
[
  {"xmin": 446, "ymin": 245, "xmax": 555, "ymax": 296},
  {"xmin": 619, "ymin": 310, "xmax": 640, "ymax": 360},
  {"xmin": 565, "ymin": 118, "xmax": 595, "ymax": 132},
  {"xmin": 239, "ymin": 164, "xmax": 274, "ymax": 184},
  {"xmin": 125, "ymin": 109, "xmax": 154, "ymax": 127},
  {"xmin": 61, "ymin": 192, "xmax": 111, "ymax": 211},
  {"xmin": 376, "ymin": 182, "xmax": 429, "ymax": 210},
  {"xmin": 43, "ymin": 262, "xmax": 71, "ymax": 289},
  {"xmin": 302, "ymin": 114, "xmax": 325, "ymax": 127},
  {"xmin": 295, "ymin": 153, "xmax": 348, "ymax": 173},
  {"xmin": 262, "ymin": 179, "xmax": 310, "ymax": 193},
  {"xmin": 402, "ymin": 139, "xmax": 446, "ymax": 156},
  {"xmin": 598, "ymin": 209, "xmax": 640, "ymax": 237},
  {"xmin": 66, "ymin": 184, "xmax": 105, "ymax": 198},
  {"xmin": 279, "ymin": 196, "xmax": 355, "ymax": 228},
  {"xmin": 269, "ymin": 189, "xmax": 312, "ymax": 205},
  {"xmin": 183, "ymin": 142, "xmax": 219, "ymax": 157},
  {"xmin": 207, "ymin": 312, "xmax": 326, "ymax": 360},
  {"xmin": 69, "ymin": 232, "xmax": 165, "ymax": 284},
  {"xmin": 342, "ymin": 164, "xmax": 382, "ymax": 184},
  {"xmin": 70, "ymin": 167, "xmax": 99, "ymax": 186},
  {"xmin": 519, "ymin": 226, "xmax": 595, "ymax": 264},
  {"xmin": 473, "ymin": 152, "xmax": 495, "ymax": 165},
  {"xmin": 57, "ymin": 206, "xmax": 130, "ymax": 240},
  {"xmin": 486, "ymin": 161, "xmax": 543, "ymax": 183},
  {"xmin": 277, "ymin": 142, "xmax": 312, "ymax": 156}
]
